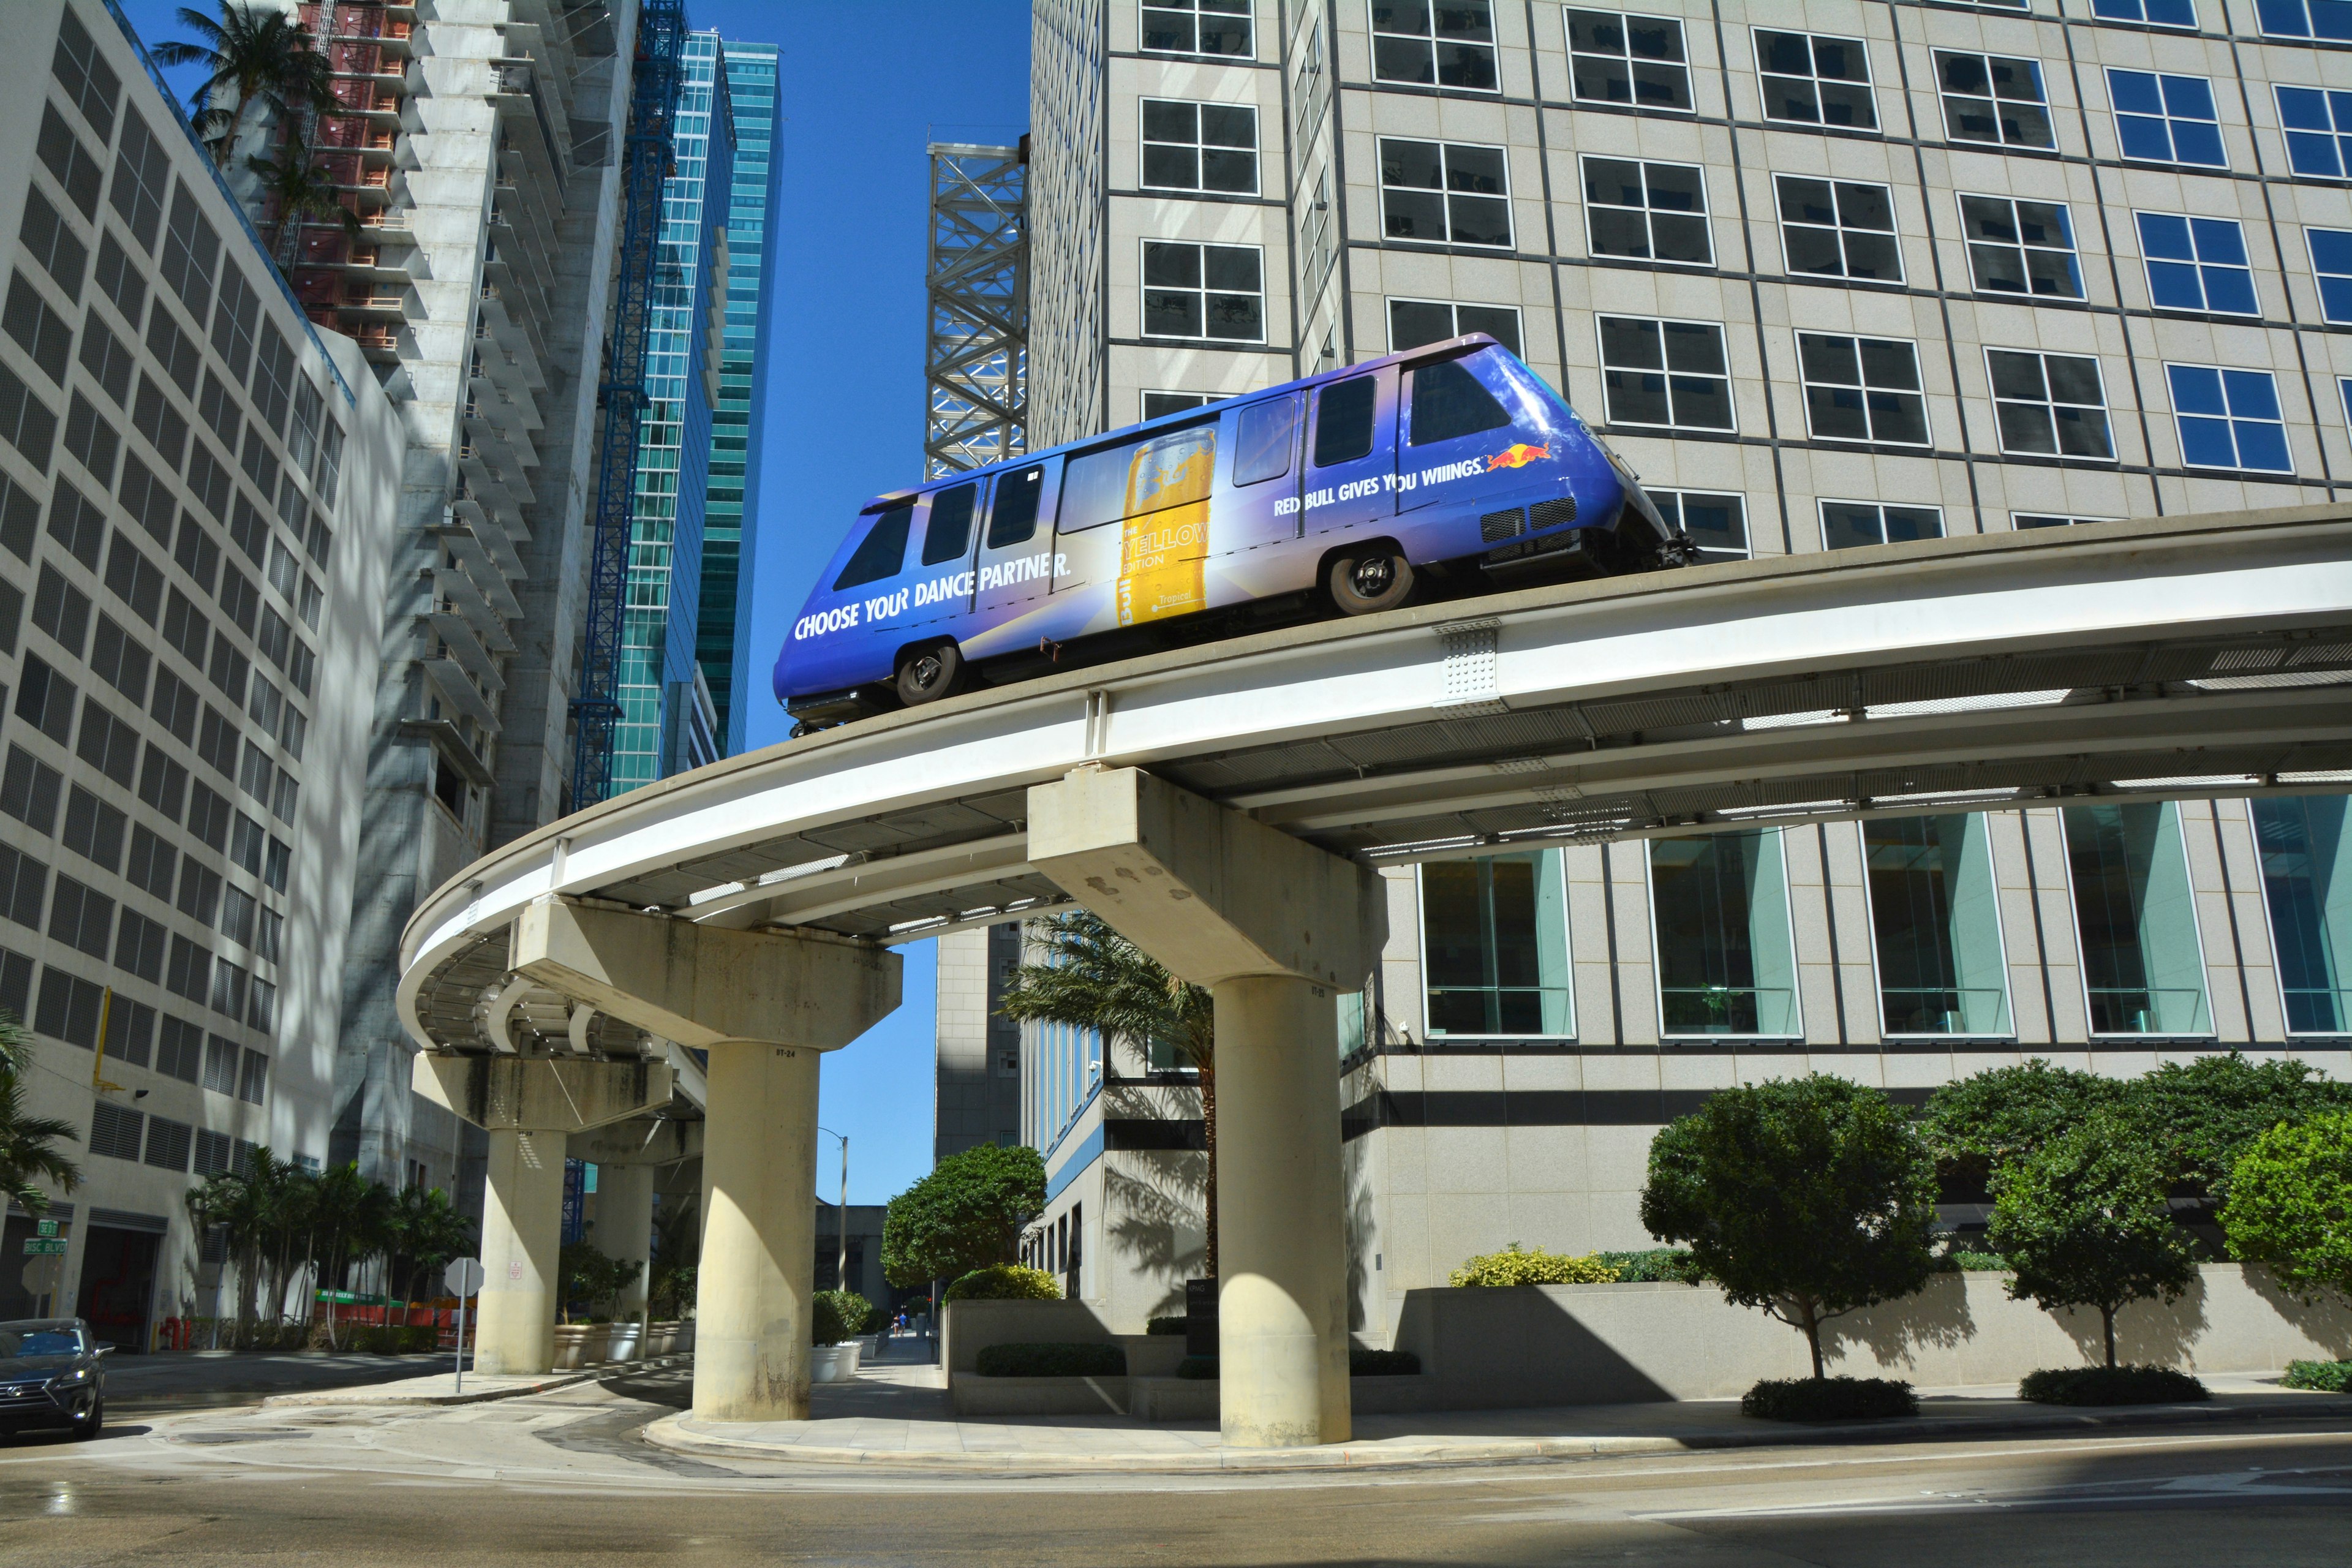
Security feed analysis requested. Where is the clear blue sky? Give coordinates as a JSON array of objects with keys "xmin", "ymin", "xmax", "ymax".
[{"xmin": 121, "ymin": 1, "xmax": 1034, "ymax": 1204}]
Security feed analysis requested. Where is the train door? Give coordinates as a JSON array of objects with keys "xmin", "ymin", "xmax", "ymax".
[
  {"xmin": 1396, "ymin": 351, "xmax": 1523, "ymax": 516},
  {"xmin": 1300, "ymin": 368, "xmax": 1399, "ymax": 542},
  {"xmin": 1209, "ymin": 393, "xmax": 1306, "ymax": 600},
  {"xmin": 973, "ymin": 457, "xmax": 1060, "ymax": 622}
]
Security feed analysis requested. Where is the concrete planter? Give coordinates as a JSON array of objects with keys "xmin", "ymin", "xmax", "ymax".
[
  {"xmin": 552, "ymin": 1324, "xmax": 606, "ymax": 1370},
  {"xmin": 1129, "ymin": 1375, "xmax": 1217, "ymax": 1422},
  {"xmin": 604, "ymin": 1321, "xmax": 643, "ymax": 1363},
  {"xmin": 810, "ymin": 1344, "xmax": 858, "ymax": 1382},
  {"xmin": 952, "ymin": 1374, "xmax": 1129, "ymax": 1417}
]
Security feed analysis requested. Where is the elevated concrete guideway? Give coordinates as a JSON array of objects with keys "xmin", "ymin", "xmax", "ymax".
[
  {"xmin": 394, "ymin": 503, "xmax": 2352, "ymax": 1443},
  {"xmin": 401, "ymin": 503, "xmax": 2352, "ymax": 1045}
]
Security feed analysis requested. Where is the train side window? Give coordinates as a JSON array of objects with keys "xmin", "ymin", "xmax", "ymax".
[
  {"xmin": 1233, "ymin": 396, "xmax": 1298, "ymax": 485},
  {"xmin": 1313, "ymin": 377, "xmax": 1377, "ymax": 466},
  {"xmin": 986, "ymin": 466, "xmax": 1045, "ymax": 547},
  {"xmin": 832, "ymin": 505, "xmax": 912, "ymax": 590},
  {"xmin": 1409, "ymin": 358, "xmax": 1513, "ymax": 445},
  {"xmin": 921, "ymin": 484, "xmax": 979, "ymax": 565}
]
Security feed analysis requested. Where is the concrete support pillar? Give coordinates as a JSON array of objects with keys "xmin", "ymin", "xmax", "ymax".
[
  {"xmin": 474, "ymin": 1128, "xmax": 567, "ymax": 1376},
  {"xmin": 1211, "ymin": 974, "xmax": 1352, "ymax": 1447},
  {"xmin": 1027, "ymin": 765, "xmax": 1385, "ymax": 1448},
  {"xmin": 597, "ymin": 1160, "xmax": 656, "ymax": 1322},
  {"xmin": 696, "ymin": 1044, "xmax": 821, "ymax": 1420},
  {"xmin": 510, "ymin": 901, "xmax": 900, "ymax": 1423}
]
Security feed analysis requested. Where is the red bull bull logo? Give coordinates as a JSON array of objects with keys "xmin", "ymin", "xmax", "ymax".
[{"xmin": 1487, "ymin": 442, "xmax": 1552, "ymax": 471}]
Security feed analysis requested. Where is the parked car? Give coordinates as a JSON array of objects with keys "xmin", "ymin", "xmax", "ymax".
[{"xmin": 0, "ymin": 1318, "xmax": 108, "ymax": 1440}]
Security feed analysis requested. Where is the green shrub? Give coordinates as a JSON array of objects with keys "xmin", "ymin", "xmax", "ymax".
[
  {"xmin": 1449, "ymin": 1243, "xmax": 1620, "ymax": 1287},
  {"xmin": 973, "ymin": 1341, "xmax": 1125, "ymax": 1378},
  {"xmin": 2018, "ymin": 1365, "xmax": 2209, "ymax": 1406},
  {"xmin": 1741, "ymin": 1377, "xmax": 1918, "ymax": 1422},
  {"xmin": 1597, "ymin": 1248, "xmax": 1705, "ymax": 1284},
  {"xmin": 1938, "ymin": 1249, "xmax": 2010, "ymax": 1272},
  {"xmin": 347, "ymin": 1324, "xmax": 437, "ymax": 1354},
  {"xmin": 2281, "ymin": 1359, "xmax": 2352, "ymax": 1392},
  {"xmin": 816, "ymin": 1289, "xmax": 875, "ymax": 1336},
  {"xmin": 1349, "ymin": 1347, "xmax": 1420, "ymax": 1376},
  {"xmin": 811, "ymin": 1292, "xmax": 847, "ymax": 1347},
  {"xmin": 1145, "ymin": 1316, "xmax": 1187, "ymax": 1335},
  {"xmin": 1175, "ymin": 1355, "xmax": 1219, "ymax": 1380},
  {"xmin": 944, "ymin": 1263, "xmax": 1063, "ymax": 1302}
]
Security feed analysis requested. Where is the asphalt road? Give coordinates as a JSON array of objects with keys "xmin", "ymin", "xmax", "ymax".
[{"xmin": 1, "ymin": 1366, "xmax": 2345, "ymax": 1566}]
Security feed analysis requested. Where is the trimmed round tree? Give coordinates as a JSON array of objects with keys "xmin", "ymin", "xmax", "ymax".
[
  {"xmin": 2220, "ymin": 1109, "xmax": 2352, "ymax": 1304},
  {"xmin": 881, "ymin": 1142, "xmax": 1047, "ymax": 1289},
  {"xmin": 1915, "ymin": 1059, "xmax": 2128, "ymax": 1194},
  {"xmin": 1640, "ymin": 1076, "xmax": 1939, "ymax": 1381},
  {"xmin": 1986, "ymin": 1113, "xmax": 2199, "ymax": 1368}
]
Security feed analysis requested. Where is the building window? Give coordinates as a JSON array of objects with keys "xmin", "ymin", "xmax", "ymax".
[
  {"xmin": 1142, "ymin": 391, "xmax": 1210, "ymax": 421},
  {"xmin": 1650, "ymin": 829, "xmax": 1801, "ymax": 1038},
  {"xmin": 2064, "ymin": 802, "xmax": 2211, "ymax": 1036},
  {"xmin": 1419, "ymin": 851, "xmax": 1572, "ymax": 1036},
  {"xmin": 1821, "ymin": 502, "xmax": 1943, "ymax": 549},
  {"xmin": 1863, "ymin": 815, "xmax": 2011, "ymax": 1038},
  {"xmin": 2310, "ymin": 228, "xmax": 2352, "ymax": 323},
  {"xmin": 2259, "ymin": 0, "xmax": 2352, "ymax": 40},
  {"xmin": 1140, "ymin": 0, "xmax": 1251, "ymax": 57},
  {"xmin": 1796, "ymin": 333, "xmax": 1930, "ymax": 446},
  {"xmin": 1958, "ymin": 194, "xmax": 2083, "ymax": 298},
  {"xmin": 1934, "ymin": 50, "xmax": 2054, "ymax": 149},
  {"xmin": 1566, "ymin": 10, "xmax": 1692, "ymax": 112},
  {"xmin": 2165, "ymin": 364, "xmax": 2292, "ymax": 473},
  {"xmin": 1651, "ymin": 490, "xmax": 1746, "ymax": 560},
  {"xmin": 2136, "ymin": 213, "xmax": 2257, "ymax": 315},
  {"xmin": 2251, "ymin": 795, "xmax": 2352, "ymax": 1034},
  {"xmin": 1387, "ymin": 298, "xmax": 1523, "ymax": 356},
  {"xmin": 1140, "ymin": 241, "xmax": 1265, "ymax": 342},
  {"xmin": 2014, "ymin": 512, "xmax": 2119, "ymax": 529},
  {"xmin": 1140, "ymin": 100, "xmax": 1258, "ymax": 195},
  {"xmin": 1581, "ymin": 156, "xmax": 1710, "ymax": 266},
  {"xmin": 1774, "ymin": 176, "xmax": 1901, "ymax": 283},
  {"xmin": 2094, "ymin": 0, "xmax": 2198, "ymax": 25},
  {"xmin": 1378, "ymin": 138, "xmax": 1512, "ymax": 248},
  {"xmin": 2278, "ymin": 86, "xmax": 2352, "ymax": 179},
  {"xmin": 2108, "ymin": 70, "xmax": 2226, "ymax": 167},
  {"xmin": 1753, "ymin": 29, "xmax": 1876, "ymax": 131},
  {"xmin": 1596, "ymin": 316, "xmax": 1733, "ymax": 432},
  {"xmin": 1986, "ymin": 350, "xmax": 2114, "ymax": 461},
  {"xmin": 1372, "ymin": 0, "xmax": 1498, "ymax": 91}
]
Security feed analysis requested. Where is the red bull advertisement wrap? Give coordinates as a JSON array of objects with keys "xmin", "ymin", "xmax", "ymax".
[{"xmin": 777, "ymin": 336, "xmax": 1668, "ymax": 722}]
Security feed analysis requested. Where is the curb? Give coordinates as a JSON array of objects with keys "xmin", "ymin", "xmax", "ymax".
[
  {"xmin": 640, "ymin": 1392, "xmax": 2352, "ymax": 1474},
  {"xmin": 262, "ymin": 1352, "xmax": 695, "ymax": 1409}
]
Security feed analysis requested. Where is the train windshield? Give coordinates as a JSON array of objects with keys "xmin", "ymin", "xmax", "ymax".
[
  {"xmin": 833, "ymin": 503, "xmax": 912, "ymax": 590},
  {"xmin": 1410, "ymin": 358, "xmax": 1513, "ymax": 445}
]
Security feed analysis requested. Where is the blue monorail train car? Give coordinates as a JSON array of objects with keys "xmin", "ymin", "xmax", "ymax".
[{"xmin": 776, "ymin": 334, "xmax": 1675, "ymax": 725}]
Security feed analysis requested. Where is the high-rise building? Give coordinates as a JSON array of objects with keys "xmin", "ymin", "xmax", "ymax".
[
  {"xmin": 0, "ymin": 1, "xmax": 405, "ymax": 1341},
  {"xmin": 982, "ymin": 0, "xmax": 2352, "ymax": 1333},
  {"xmin": 611, "ymin": 30, "xmax": 735, "ymax": 794},
  {"xmin": 239, "ymin": 0, "xmax": 645, "ymax": 1199},
  {"xmin": 698, "ymin": 40, "xmax": 782, "ymax": 758},
  {"xmin": 933, "ymin": 924, "xmax": 1027, "ymax": 1162}
]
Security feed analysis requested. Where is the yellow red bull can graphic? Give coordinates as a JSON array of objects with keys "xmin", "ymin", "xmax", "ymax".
[{"xmin": 1117, "ymin": 426, "xmax": 1215, "ymax": 626}]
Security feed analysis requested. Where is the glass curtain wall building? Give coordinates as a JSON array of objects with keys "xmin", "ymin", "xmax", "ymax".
[
  {"xmin": 611, "ymin": 32, "xmax": 735, "ymax": 794},
  {"xmin": 697, "ymin": 41, "xmax": 783, "ymax": 757}
]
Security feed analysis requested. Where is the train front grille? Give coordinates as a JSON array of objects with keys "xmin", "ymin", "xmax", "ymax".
[
  {"xmin": 1479, "ymin": 507, "xmax": 1526, "ymax": 543},
  {"xmin": 1529, "ymin": 496, "xmax": 1578, "ymax": 531}
]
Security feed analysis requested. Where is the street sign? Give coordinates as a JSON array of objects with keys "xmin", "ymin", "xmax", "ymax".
[
  {"xmin": 35, "ymin": 1219, "xmax": 58, "ymax": 1238},
  {"xmin": 443, "ymin": 1256, "xmax": 485, "ymax": 1297},
  {"xmin": 22, "ymin": 1238, "xmax": 67, "ymax": 1256},
  {"xmin": 20, "ymin": 1255, "xmax": 62, "ymax": 1297}
]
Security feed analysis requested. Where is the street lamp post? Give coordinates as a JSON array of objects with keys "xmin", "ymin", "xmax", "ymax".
[{"xmin": 817, "ymin": 1127, "xmax": 848, "ymax": 1300}]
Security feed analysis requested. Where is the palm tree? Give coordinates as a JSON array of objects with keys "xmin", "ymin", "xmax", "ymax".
[
  {"xmin": 647, "ymin": 1197, "xmax": 698, "ymax": 1319},
  {"xmin": 998, "ymin": 913, "xmax": 1221, "ymax": 1276},
  {"xmin": 386, "ymin": 1185, "xmax": 473, "ymax": 1308},
  {"xmin": 153, "ymin": 4, "xmax": 334, "ymax": 167},
  {"xmin": 246, "ymin": 148, "xmax": 360, "ymax": 270},
  {"xmin": 0, "ymin": 1012, "xmax": 80, "ymax": 1215},
  {"xmin": 306, "ymin": 1163, "xmax": 391, "ymax": 1349}
]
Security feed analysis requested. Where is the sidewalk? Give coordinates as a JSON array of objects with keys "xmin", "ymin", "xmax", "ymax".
[
  {"xmin": 643, "ymin": 1368, "xmax": 2352, "ymax": 1473},
  {"xmin": 260, "ymin": 1352, "xmax": 694, "ymax": 1409}
]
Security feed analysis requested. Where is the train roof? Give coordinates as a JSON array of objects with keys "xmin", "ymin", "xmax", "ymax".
[{"xmin": 856, "ymin": 331, "xmax": 1512, "ymax": 514}]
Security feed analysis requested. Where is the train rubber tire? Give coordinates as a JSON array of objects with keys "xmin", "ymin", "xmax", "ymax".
[
  {"xmin": 895, "ymin": 642, "xmax": 965, "ymax": 706},
  {"xmin": 1329, "ymin": 549, "xmax": 1415, "ymax": 616}
]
